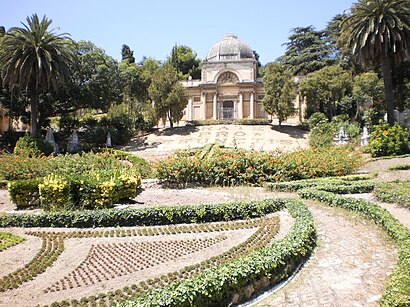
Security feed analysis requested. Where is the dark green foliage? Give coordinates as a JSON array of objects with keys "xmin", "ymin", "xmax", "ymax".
[
  {"xmin": 278, "ymin": 26, "xmax": 342, "ymax": 75},
  {"xmin": 121, "ymin": 44, "xmax": 135, "ymax": 64},
  {"xmin": 0, "ymin": 198, "xmax": 287, "ymax": 228},
  {"xmin": 366, "ymin": 121, "xmax": 410, "ymax": 157},
  {"xmin": 7, "ymin": 178, "xmax": 42, "ymax": 208},
  {"xmin": 13, "ymin": 135, "xmax": 53, "ymax": 157}
]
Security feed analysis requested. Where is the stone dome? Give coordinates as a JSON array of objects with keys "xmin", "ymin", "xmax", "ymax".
[{"xmin": 205, "ymin": 34, "xmax": 254, "ymax": 61}]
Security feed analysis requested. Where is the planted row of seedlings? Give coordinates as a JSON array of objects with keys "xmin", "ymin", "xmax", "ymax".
[
  {"xmin": 45, "ymin": 235, "xmax": 228, "ymax": 292},
  {"xmin": 0, "ymin": 234, "xmax": 64, "ymax": 292},
  {"xmin": 25, "ymin": 218, "xmax": 262, "ymax": 239},
  {"xmin": 44, "ymin": 216, "xmax": 280, "ymax": 306}
]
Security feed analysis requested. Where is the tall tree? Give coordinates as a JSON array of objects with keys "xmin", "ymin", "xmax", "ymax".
[
  {"xmin": 121, "ymin": 44, "xmax": 135, "ymax": 64},
  {"xmin": 0, "ymin": 14, "xmax": 73, "ymax": 135},
  {"xmin": 148, "ymin": 64, "xmax": 188, "ymax": 128},
  {"xmin": 299, "ymin": 66, "xmax": 353, "ymax": 119},
  {"xmin": 342, "ymin": 0, "xmax": 410, "ymax": 125},
  {"xmin": 278, "ymin": 26, "xmax": 340, "ymax": 75},
  {"xmin": 168, "ymin": 44, "xmax": 201, "ymax": 79},
  {"xmin": 262, "ymin": 63, "xmax": 296, "ymax": 127}
]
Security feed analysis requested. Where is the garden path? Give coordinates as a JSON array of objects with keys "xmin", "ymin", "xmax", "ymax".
[{"xmin": 255, "ymin": 202, "xmax": 397, "ymax": 307}]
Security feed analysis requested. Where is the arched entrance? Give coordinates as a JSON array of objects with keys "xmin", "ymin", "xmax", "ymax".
[{"xmin": 219, "ymin": 100, "xmax": 237, "ymax": 120}]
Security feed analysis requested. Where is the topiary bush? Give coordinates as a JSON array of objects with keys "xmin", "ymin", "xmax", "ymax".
[
  {"xmin": 366, "ymin": 121, "xmax": 410, "ymax": 157},
  {"xmin": 13, "ymin": 134, "xmax": 53, "ymax": 157}
]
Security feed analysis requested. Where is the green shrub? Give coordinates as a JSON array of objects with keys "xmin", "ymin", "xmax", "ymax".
[
  {"xmin": 374, "ymin": 180, "xmax": 410, "ymax": 209},
  {"xmin": 7, "ymin": 178, "xmax": 42, "ymax": 208},
  {"xmin": 13, "ymin": 135, "xmax": 53, "ymax": 157},
  {"xmin": 154, "ymin": 146, "xmax": 363, "ymax": 186},
  {"xmin": 366, "ymin": 121, "xmax": 410, "ymax": 157},
  {"xmin": 306, "ymin": 112, "xmax": 328, "ymax": 128},
  {"xmin": 6, "ymin": 152, "xmax": 143, "ymax": 210}
]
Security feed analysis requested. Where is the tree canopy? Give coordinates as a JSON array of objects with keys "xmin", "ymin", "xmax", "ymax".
[
  {"xmin": 0, "ymin": 14, "xmax": 74, "ymax": 134},
  {"xmin": 341, "ymin": 0, "xmax": 410, "ymax": 124},
  {"xmin": 299, "ymin": 65, "xmax": 353, "ymax": 119},
  {"xmin": 168, "ymin": 44, "xmax": 201, "ymax": 80},
  {"xmin": 148, "ymin": 64, "xmax": 188, "ymax": 128},
  {"xmin": 262, "ymin": 63, "xmax": 296, "ymax": 126},
  {"xmin": 278, "ymin": 26, "xmax": 341, "ymax": 75}
]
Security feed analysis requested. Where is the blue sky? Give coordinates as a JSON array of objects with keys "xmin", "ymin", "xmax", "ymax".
[{"xmin": 2, "ymin": 0, "xmax": 356, "ymax": 65}]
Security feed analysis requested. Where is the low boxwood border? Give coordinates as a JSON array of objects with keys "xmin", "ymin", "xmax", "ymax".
[
  {"xmin": 119, "ymin": 199, "xmax": 315, "ymax": 306},
  {"xmin": 269, "ymin": 179, "xmax": 375, "ymax": 194},
  {"xmin": 1, "ymin": 198, "xmax": 287, "ymax": 228},
  {"xmin": 298, "ymin": 188, "xmax": 410, "ymax": 307}
]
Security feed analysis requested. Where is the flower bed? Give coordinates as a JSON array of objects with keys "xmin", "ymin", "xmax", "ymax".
[
  {"xmin": 154, "ymin": 146, "xmax": 362, "ymax": 186},
  {"xmin": 5, "ymin": 151, "xmax": 143, "ymax": 210}
]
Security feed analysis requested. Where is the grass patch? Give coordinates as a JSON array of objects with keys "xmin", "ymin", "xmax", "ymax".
[
  {"xmin": 388, "ymin": 164, "xmax": 410, "ymax": 171},
  {"xmin": 0, "ymin": 231, "xmax": 24, "ymax": 252},
  {"xmin": 374, "ymin": 180, "xmax": 410, "ymax": 209}
]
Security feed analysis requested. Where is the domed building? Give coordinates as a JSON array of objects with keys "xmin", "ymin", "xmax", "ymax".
[
  {"xmin": 182, "ymin": 34, "xmax": 305, "ymax": 122},
  {"xmin": 182, "ymin": 34, "xmax": 264, "ymax": 121}
]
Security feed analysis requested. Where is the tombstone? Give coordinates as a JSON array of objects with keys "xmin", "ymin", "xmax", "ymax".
[
  {"xmin": 335, "ymin": 127, "xmax": 349, "ymax": 145},
  {"xmin": 45, "ymin": 128, "xmax": 58, "ymax": 153},
  {"xmin": 67, "ymin": 131, "xmax": 80, "ymax": 153},
  {"xmin": 106, "ymin": 132, "xmax": 112, "ymax": 147},
  {"xmin": 360, "ymin": 126, "xmax": 369, "ymax": 146}
]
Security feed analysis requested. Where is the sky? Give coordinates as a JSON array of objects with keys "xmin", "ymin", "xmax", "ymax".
[{"xmin": 2, "ymin": 0, "xmax": 356, "ymax": 65}]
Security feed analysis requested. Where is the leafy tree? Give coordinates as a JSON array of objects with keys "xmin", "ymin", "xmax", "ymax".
[
  {"xmin": 0, "ymin": 14, "xmax": 73, "ymax": 135},
  {"xmin": 339, "ymin": 72, "xmax": 385, "ymax": 121},
  {"xmin": 168, "ymin": 44, "xmax": 201, "ymax": 79},
  {"xmin": 57, "ymin": 40, "xmax": 121, "ymax": 114},
  {"xmin": 299, "ymin": 66, "xmax": 353, "ymax": 119},
  {"xmin": 394, "ymin": 60, "xmax": 410, "ymax": 110},
  {"xmin": 279, "ymin": 26, "xmax": 340, "ymax": 75},
  {"xmin": 342, "ymin": 0, "xmax": 410, "ymax": 125},
  {"xmin": 121, "ymin": 44, "xmax": 135, "ymax": 64},
  {"xmin": 262, "ymin": 63, "xmax": 296, "ymax": 126},
  {"xmin": 148, "ymin": 64, "xmax": 188, "ymax": 128}
]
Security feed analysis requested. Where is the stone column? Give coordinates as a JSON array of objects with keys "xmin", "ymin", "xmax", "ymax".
[
  {"xmin": 213, "ymin": 92, "xmax": 218, "ymax": 120},
  {"xmin": 188, "ymin": 97, "xmax": 193, "ymax": 121},
  {"xmin": 201, "ymin": 93, "xmax": 207, "ymax": 119},
  {"xmin": 250, "ymin": 91, "xmax": 255, "ymax": 119},
  {"xmin": 238, "ymin": 91, "xmax": 243, "ymax": 119}
]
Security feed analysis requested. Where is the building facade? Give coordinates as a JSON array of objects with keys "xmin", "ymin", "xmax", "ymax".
[{"xmin": 181, "ymin": 34, "xmax": 305, "ymax": 122}]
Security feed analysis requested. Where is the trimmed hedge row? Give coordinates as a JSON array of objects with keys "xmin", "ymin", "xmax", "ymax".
[
  {"xmin": 121, "ymin": 199, "xmax": 316, "ymax": 307},
  {"xmin": 298, "ymin": 188, "xmax": 410, "ymax": 307},
  {"xmin": 0, "ymin": 198, "xmax": 289, "ymax": 228},
  {"xmin": 269, "ymin": 179, "xmax": 375, "ymax": 194}
]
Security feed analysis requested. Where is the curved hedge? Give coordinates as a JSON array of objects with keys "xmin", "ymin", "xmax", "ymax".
[
  {"xmin": 298, "ymin": 188, "xmax": 410, "ymax": 307},
  {"xmin": 120, "ymin": 199, "xmax": 316, "ymax": 306}
]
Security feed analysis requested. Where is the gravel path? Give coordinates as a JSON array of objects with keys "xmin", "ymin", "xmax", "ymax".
[{"xmin": 256, "ymin": 202, "xmax": 397, "ymax": 307}]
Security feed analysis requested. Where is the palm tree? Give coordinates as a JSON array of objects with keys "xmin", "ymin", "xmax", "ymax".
[
  {"xmin": 342, "ymin": 0, "xmax": 410, "ymax": 125},
  {"xmin": 0, "ymin": 14, "xmax": 73, "ymax": 135}
]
